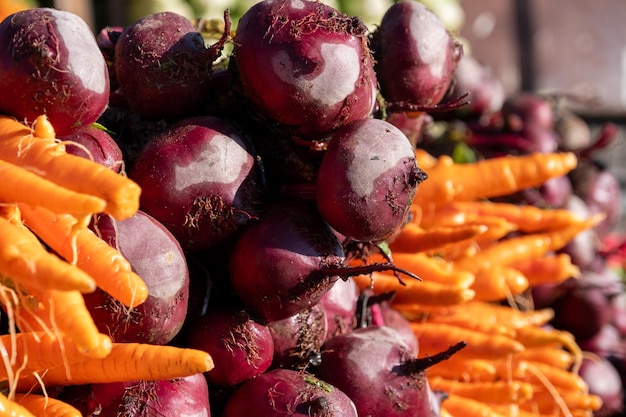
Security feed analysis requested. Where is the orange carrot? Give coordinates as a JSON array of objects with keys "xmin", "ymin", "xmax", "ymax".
[
  {"xmin": 448, "ymin": 200, "xmax": 589, "ymax": 233},
  {"xmin": 0, "ymin": 115, "xmax": 141, "ymax": 219},
  {"xmin": 421, "ymin": 313, "xmax": 517, "ymax": 338},
  {"xmin": 470, "ymin": 265, "xmax": 529, "ymax": 302},
  {"xmin": 515, "ymin": 346, "xmax": 576, "ymax": 370},
  {"xmin": 13, "ymin": 393, "xmax": 82, "ymax": 417},
  {"xmin": 0, "ymin": 217, "xmax": 96, "ymax": 294},
  {"xmin": 359, "ymin": 252, "xmax": 475, "ymax": 287},
  {"xmin": 522, "ymin": 388, "xmax": 602, "ymax": 415},
  {"xmin": 389, "ymin": 222, "xmax": 487, "ymax": 253},
  {"xmin": 352, "ymin": 273, "xmax": 475, "ymax": 306},
  {"xmin": 511, "ymin": 253, "xmax": 580, "ymax": 286},
  {"xmin": 452, "ymin": 216, "xmax": 601, "ymax": 273},
  {"xmin": 0, "ymin": 331, "xmax": 112, "ymax": 379},
  {"xmin": 441, "ymin": 394, "xmax": 508, "ymax": 417},
  {"xmin": 514, "ymin": 326, "xmax": 582, "ymax": 365},
  {"xmin": 0, "ymin": 160, "xmax": 106, "ymax": 214},
  {"xmin": 414, "ymin": 148, "xmax": 438, "ymax": 169},
  {"xmin": 14, "ymin": 343, "xmax": 214, "ymax": 391},
  {"xmin": 24, "ymin": 288, "xmax": 109, "ymax": 359},
  {"xmin": 19, "ymin": 205, "xmax": 149, "ymax": 308},
  {"xmin": 428, "ymin": 376, "xmax": 534, "ymax": 404},
  {"xmin": 412, "ymin": 152, "xmax": 577, "ymax": 210},
  {"xmin": 426, "ymin": 357, "xmax": 497, "ymax": 382},
  {"xmin": 0, "ymin": 392, "xmax": 36, "ymax": 417},
  {"xmin": 410, "ymin": 322, "xmax": 524, "ymax": 360},
  {"xmin": 521, "ymin": 361, "xmax": 589, "ymax": 392}
]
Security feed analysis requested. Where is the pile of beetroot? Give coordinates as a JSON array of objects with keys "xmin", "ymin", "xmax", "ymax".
[{"xmin": 2, "ymin": 0, "xmax": 623, "ymax": 416}]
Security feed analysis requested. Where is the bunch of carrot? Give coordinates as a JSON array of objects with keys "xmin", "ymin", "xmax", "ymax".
[
  {"xmin": 0, "ymin": 115, "xmax": 214, "ymax": 416},
  {"xmin": 353, "ymin": 150, "xmax": 603, "ymax": 417}
]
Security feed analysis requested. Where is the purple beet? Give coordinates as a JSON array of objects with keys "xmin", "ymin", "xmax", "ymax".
[
  {"xmin": 319, "ymin": 278, "xmax": 360, "ymax": 338},
  {"xmin": 186, "ymin": 309, "xmax": 274, "ymax": 387},
  {"xmin": 316, "ymin": 326, "xmax": 462, "ymax": 417},
  {"xmin": 267, "ymin": 304, "xmax": 328, "ymax": 370},
  {"xmin": 222, "ymin": 368, "xmax": 358, "ymax": 417},
  {"xmin": 61, "ymin": 126, "xmax": 124, "ymax": 172}
]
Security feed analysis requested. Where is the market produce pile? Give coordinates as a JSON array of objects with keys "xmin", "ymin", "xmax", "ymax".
[{"xmin": 0, "ymin": 0, "xmax": 622, "ymax": 416}]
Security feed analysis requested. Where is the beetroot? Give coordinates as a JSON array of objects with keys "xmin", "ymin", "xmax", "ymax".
[
  {"xmin": 84, "ymin": 211, "xmax": 189, "ymax": 345},
  {"xmin": 60, "ymin": 126, "xmax": 124, "ymax": 172},
  {"xmin": 222, "ymin": 368, "xmax": 358, "ymax": 417},
  {"xmin": 228, "ymin": 200, "xmax": 345, "ymax": 321},
  {"xmin": 267, "ymin": 304, "xmax": 327, "ymax": 370},
  {"xmin": 319, "ymin": 278, "xmax": 360, "ymax": 338},
  {"xmin": 371, "ymin": 0, "xmax": 462, "ymax": 107},
  {"xmin": 186, "ymin": 309, "xmax": 274, "ymax": 387},
  {"xmin": 316, "ymin": 326, "xmax": 459, "ymax": 417},
  {"xmin": 502, "ymin": 92, "xmax": 555, "ymax": 131},
  {"xmin": 232, "ymin": 0, "xmax": 377, "ymax": 139},
  {"xmin": 61, "ymin": 373, "xmax": 211, "ymax": 417},
  {"xmin": 578, "ymin": 357, "xmax": 624, "ymax": 417},
  {"xmin": 129, "ymin": 115, "xmax": 263, "ymax": 252},
  {"xmin": 114, "ymin": 11, "xmax": 229, "ymax": 120},
  {"xmin": 315, "ymin": 118, "xmax": 427, "ymax": 242},
  {"xmin": 0, "ymin": 8, "xmax": 109, "ymax": 135}
]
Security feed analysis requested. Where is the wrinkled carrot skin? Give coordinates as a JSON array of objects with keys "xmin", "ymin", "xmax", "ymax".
[
  {"xmin": 0, "ymin": 160, "xmax": 106, "ymax": 214},
  {"xmin": 413, "ymin": 152, "xmax": 577, "ymax": 210},
  {"xmin": 448, "ymin": 201, "xmax": 588, "ymax": 233},
  {"xmin": 470, "ymin": 265, "xmax": 529, "ymax": 302},
  {"xmin": 13, "ymin": 343, "xmax": 214, "ymax": 391},
  {"xmin": 0, "ymin": 332, "xmax": 112, "ymax": 379},
  {"xmin": 389, "ymin": 222, "xmax": 487, "ymax": 253},
  {"xmin": 442, "ymin": 394, "xmax": 509, "ymax": 417},
  {"xmin": 410, "ymin": 322, "xmax": 524, "ymax": 360},
  {"xmin": 0, "ymin": 217, "xmax": 96, "ymax": 294},
  {"xmin": 511, "ymin": 253, "xmax": 580, "ymax": 286},
  {"xmin": 0, "ymin": 115, "xmax": 141, "ymax": 219},
  {"xmin": 0, "ymin": 392, "xmax": 36, "ymax": 417},
  {"xmin": 352, "ymin": 273, "xmax": 476, "ymax": 306},
  {"xmin": 14, "ymin": 393, "xmax": 82, "ymax": 417},
  {"xmin": 452, "ymin": 217, "xmax": 600, "ymax": 273},
  {"xmin": 19, "ymin": 205, "xmax": 149, "ymax": 308},
  {"xmin": 428, "ymin": 377, "xmax": 534, "ymax": 404}
]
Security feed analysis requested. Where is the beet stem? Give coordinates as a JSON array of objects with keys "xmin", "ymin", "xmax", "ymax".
[
  {"xmin": 385, "ymin": 93, "xmax": 471, "ymax": 114},
  {"xmin": 316, "ymin": 262, "xmax": 420, "ymax": 283},
  {"xmin": 402, "ymin": 341, "xmax": 467, "ymax": 374}
]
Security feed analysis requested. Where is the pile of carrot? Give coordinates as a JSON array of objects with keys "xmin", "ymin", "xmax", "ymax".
[
  {"xmin": 353, "ymin": 150, "xmax": 603, "ymax": 417},
  {"xmin": 0, "ymin": 116, "xmax": 214, "ymax": 416}
]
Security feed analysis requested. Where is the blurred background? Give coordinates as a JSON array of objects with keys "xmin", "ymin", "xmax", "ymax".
[{"xmin": 6, "ymin": 0, "xmax": 626, "ymax": 227}]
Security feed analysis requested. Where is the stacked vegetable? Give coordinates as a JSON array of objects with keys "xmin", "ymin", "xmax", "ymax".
[{"xmin": 0, "ymin": 0, "xmax": 618, "ymax": 416}]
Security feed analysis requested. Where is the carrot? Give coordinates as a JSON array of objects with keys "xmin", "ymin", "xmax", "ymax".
[
  {"xmin": 0, "ymin": 217, "xmax": 96, "ymax": 294},
  {"xmin": 452, "ymin": 216, "xmax": 601, "ymax": 273},
  {"xmin": 0, "ymin": 160, "xmax": 107, "ymax": 215},
  {"xmin": 513, "ymin": 326, "xmax": 582, "ymax": 365},
  {"xmin": 13, "ymin": 393, "xmax": 81, "ymax": 417},
  {"xmin": 511, "ymin": 253, "xmax": 581, "ymax": 286},
  {"xmin": 412, "ymin": 152, "xmax": 577, "ymax": 210},
  {"xmin": 19, "ymin": 205, "xmax": 149, "ymax": 308},
  {"xmin": 521, "ymin": 361, "xmax": 589, "ymax": 392},
  {"xmin": 414, "ymin": 148, "xmax": 438, "ymax": 169},
  {"xmin": 0, "ymin": 331, "xmax": 112, "ymax": 380},
  {"xmin": 448, "ymin": 201, "xmax": 589, "ymax": 233},
  {"xmin": 24, "ymin": 288, "xmax": 109, "ymax": 359},
  {"xmin": 428, "ymin": 376, "xmax": 534, "ymax": 404},
  {"xmin": 389, "ymin": 222, "xmax": 487, "ymax": 254},
  {"xmin": 421, "ymin": 313, "xmax": 516, "ymax": 338},
  {"xmin": 410, "ymin": 322, "xmax": 524, "ymax": 360},
  {"xmin": 352, "ymin": 273, "xmax": 476, "ymax": 306},
  {"xmin": 470, "ymin": 265, "xmax": 529, "ymax": 302},
  {"xmin": 441, "ymin": 394, "xmax": 508, "ymax": 417},
  {"xmin": 0, "ymin": 115, "xmax": 141, "ymax": 219},
  {"xmin": 426, "ymin": 357, "xmax": 497, "ymax": 382},
  {"xmin": 522, "ymin": 389, "xmax": 602, "ymax": 415},
  {"xmin": 359, "ymin": 252, "xmax": 475, "ymax": 288},
  {"xmin": 0, "ymin": 392, "xmax": 36, "ymax": 417},
  {"xmin": 13, "ymin": 343, "xmax": 214, "ymax": 390},
  {"xmin": 515, "ymin": 346, "xmax": 576, "ymax": 370}
]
